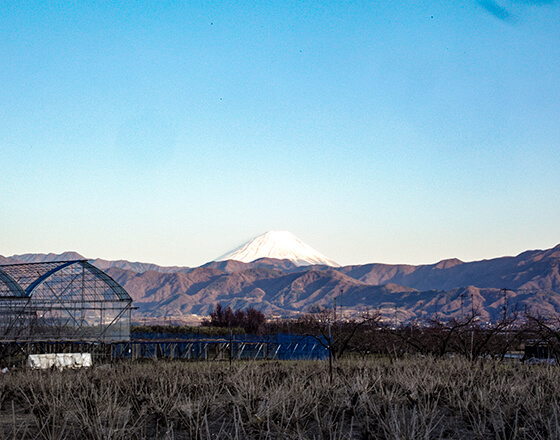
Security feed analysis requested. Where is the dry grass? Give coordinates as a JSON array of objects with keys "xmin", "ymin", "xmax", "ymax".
[{"xmin": 0, "ymin": 357, "xmax": 559, "ymax": 439}]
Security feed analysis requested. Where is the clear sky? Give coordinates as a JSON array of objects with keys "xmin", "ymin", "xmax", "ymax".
[{"xmin": 1, "ymin": 0, "xmax": 559, "ymax": 267}]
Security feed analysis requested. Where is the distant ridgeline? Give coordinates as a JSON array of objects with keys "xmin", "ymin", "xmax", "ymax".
[{"xmin": 3, "ymin": 243, "xmax": 560, "ymax": 323}]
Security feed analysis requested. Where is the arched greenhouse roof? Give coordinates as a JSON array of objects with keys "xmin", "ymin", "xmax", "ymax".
[{"xmin": 0, "ymin": 260, "xmax": 131, "ymax": 301}]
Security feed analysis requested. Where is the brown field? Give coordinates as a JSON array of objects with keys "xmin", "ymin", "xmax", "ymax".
[{"xmin": 0, "ymin": 357, "xmax": 558, "ymax": 439}]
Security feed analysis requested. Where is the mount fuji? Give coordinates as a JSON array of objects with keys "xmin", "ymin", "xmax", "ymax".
[{"xmin": 215, "ymin": 231, "xmax": 340, "ymax": 267}]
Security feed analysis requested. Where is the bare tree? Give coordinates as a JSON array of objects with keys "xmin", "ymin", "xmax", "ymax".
[
  {"xmin": 292, "ymin": 306, "xmax": 382, "ymax": 382},
  {"xmin": 524, "ymin": 311, "xmax": 560, "ymax": 359},
  {"xmin": 300, "ymin": 306, "xmax": 382, "ymax": 359},
  {"xmin": 391, "ymin": 307, "xmax": 523, "ymax": 361}
]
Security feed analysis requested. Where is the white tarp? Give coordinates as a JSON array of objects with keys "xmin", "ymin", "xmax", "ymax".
[{"xmin": 27, "ymin": 353, "xmax": 92, "ymax": 370}]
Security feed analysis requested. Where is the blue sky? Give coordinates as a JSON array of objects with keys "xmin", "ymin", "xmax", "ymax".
[{"xmin": 1, "ymin": 0, "xmax": 559, "ymax": 267}]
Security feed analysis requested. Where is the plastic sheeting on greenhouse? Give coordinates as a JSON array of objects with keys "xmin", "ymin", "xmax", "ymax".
[
  {"xmin": 27, "ymin": 353, "xmax": 92, "ymax": 370},
  {"xmin": 0, "ymin": 260, "xmax": 132, "ymax": 342}
]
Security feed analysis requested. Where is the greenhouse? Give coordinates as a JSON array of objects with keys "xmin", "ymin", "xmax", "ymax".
[{"xmin": 0, "ymin": 260, "xmax": 132, "ymax": 342}]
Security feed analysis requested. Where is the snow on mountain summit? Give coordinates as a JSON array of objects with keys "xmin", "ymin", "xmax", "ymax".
[{"xmin": 215, "ymin": 231, "xmax": 340, "ymax": 267}]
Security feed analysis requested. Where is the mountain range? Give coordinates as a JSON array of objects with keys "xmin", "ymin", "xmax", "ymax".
[{"xmin": 3, "ymin": 234, "xmax": 560, "ymax": 323}]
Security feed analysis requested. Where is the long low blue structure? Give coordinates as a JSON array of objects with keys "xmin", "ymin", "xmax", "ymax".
[{"xmin": 117, "ymin": 332, "xmax": 329, "ymax": 361}]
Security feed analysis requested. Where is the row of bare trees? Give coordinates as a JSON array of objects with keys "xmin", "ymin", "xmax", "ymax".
[
  {"xmin": 268, "ymin": 305, "xmax": 560, "ymax": 362},
  {"xmin": 201, "ymin": 301, "xmax": 560, "ymax": 362}
]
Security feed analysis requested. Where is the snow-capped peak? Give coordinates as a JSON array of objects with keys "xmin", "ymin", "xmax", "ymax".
[{"xmin": 215, "ymin": 231, "xmax": 340, "ymax": 267}]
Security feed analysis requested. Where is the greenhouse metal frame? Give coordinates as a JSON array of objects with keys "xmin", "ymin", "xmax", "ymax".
[{"xmin": 0, "ymin": 260, "xmax": 132, "ymax": 343}]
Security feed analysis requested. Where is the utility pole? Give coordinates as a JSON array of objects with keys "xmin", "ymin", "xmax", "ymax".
[
  {"xmin": 229, "ymin": 328, "xmax": 233, "ymax": 367},
  {"xmin": 339, "ymin": 288, "xmax": 344, "ymax": 321},
  {"xmin": 502, "ymin": 288, "xmax": 510, "ymax": 322},
  {"xmin": 470, "ymin": 292, "xmax": 475, "ymax": 361},
  {"xmin": 328, "ymin": 319, "xmax": 333, "ymax": 384}
]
